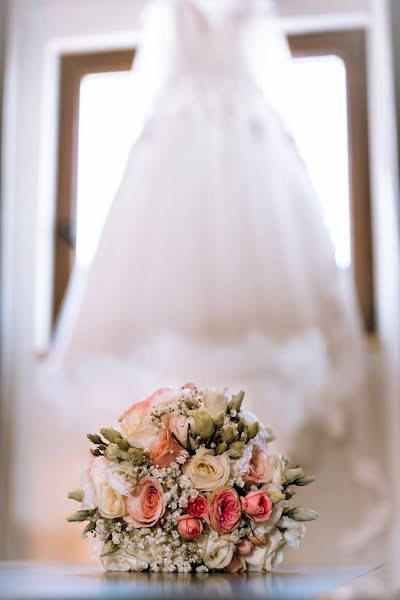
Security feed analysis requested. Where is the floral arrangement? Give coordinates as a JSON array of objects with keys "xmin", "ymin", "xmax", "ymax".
[{"xmin": 67, "ymin": 384, "xmax": 318, "ymax": 573}]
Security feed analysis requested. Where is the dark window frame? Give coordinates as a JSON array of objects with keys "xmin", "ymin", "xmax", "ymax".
[
  {"xmin": 53, "ymin": 49, "xmax": 136, "ymax": 324},
  {"xmin": 288, "ymin": 30, "xmax": 375, "ymax": 333}
]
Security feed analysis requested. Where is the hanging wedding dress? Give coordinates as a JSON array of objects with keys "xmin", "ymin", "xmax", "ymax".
[{"xmin": 49, "ymin": 0, "xmax": 364, "ymax": 458}]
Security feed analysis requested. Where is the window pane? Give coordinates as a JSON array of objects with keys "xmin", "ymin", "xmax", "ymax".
[
  {"xmin": 289, "ymin": 55, "xmax": 351, "ymax": 268},
  {"xmin": 76, "ymin": 72, "xmax": 136, "ymax": 268},
  {"xmin": 76, "ymin": 55, "xmax": 351, "ymax": 269}
]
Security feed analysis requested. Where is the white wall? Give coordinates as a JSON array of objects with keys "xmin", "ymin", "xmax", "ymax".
[
  {"xmin": 368, "ymin": 0, "xmax": 400, "ymax": 588},
  {"xmin": 1, "ymin": 0, "xmax": 398, "ymax": 564}
]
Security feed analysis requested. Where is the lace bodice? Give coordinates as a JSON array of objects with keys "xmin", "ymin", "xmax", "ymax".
[{"xmin": 173, "ymin": 0, "xmax": 249, "ymax": 81}]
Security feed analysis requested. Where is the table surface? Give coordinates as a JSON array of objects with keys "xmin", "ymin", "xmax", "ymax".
[{"xmin": 0, "ymin": 562, "xmax": 382, "ymax": 600}]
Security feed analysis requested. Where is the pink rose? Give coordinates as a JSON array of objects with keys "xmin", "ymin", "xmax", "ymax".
[
  {"xmin": 151, "ymin": 427, "xmax": 184, "ymax": 467},
  {"xmin": 120, "ymin": 387, "xmax": 171, "ymax": 419},
  {"xmin": 187, "ymin": 495, "xmax": 208, "ymax": 519},
  {"xmin": 118, "ymin": 388, "xmax": 171, "ymax": 448},
  {"xmin": 126, "ymin": 476, "xmax": 165, "ymax": 528},
  {"xmin": 177, "ymin": 514, "xmax": 203, "ymax": 540},
  {"xmin": 241, "ymin": 491, "xmax": 272, "ymax": 523},
  {"xmin": 226, "ymin": 553, "xmax": 247, "ymax": 573},
  {"xmin": 208, "ymin": 487, "xmax": 241, "ymax": 534},
  {"xmin": 244, "ymin": 446, "xmax": 273, "ymax": 486},
  {"xmin": 182, "ymin": 382, "xmax": 198, "ymax": 392},
  {"xmin": 237, "ymin": 538, "xmax": 253, "ymax": 556}
]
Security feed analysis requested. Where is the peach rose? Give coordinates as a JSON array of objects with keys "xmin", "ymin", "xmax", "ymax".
[
  {"xmin": 126, "ymin": 476, "xmax": 165, "ymax": 528},
  {"xmin": 151, "ymin": 427, "xmax": 184, "ymax": 467},
  {"xmin": 244, "ymin": 446, "xmax": 273, "ymax": 486},
  {"xmin": 226, "ymin": 553, "xmax": 247, "ymax": 573},
  {"xmin": 241, "ymin": 491, "xmax": 272, "ymax": 523},
  {"xmin": 187, "ymin": 495, "xmax": 208, "ymax": 519},
  {"xmin": 119, "ymin": 388, "xmax": 170, "ymax": 449},
  {"xmin": 177, "ymin": 514, "xmax": 203, "ymax": 540},
  {"xmin": 208, "ymin": 487, "xmax": 241, "ymax": 534}
]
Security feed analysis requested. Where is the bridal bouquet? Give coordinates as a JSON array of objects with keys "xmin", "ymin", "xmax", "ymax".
[{"xmin": 67, "ymin": 384, "xmax": 318, "ymax": 573}]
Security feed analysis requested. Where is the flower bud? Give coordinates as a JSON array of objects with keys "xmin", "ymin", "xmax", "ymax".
[
  {"xmin": 285, "ymin": 468, "xmax": 304, "ymax": 483},
  {"xmin": 117, "ymin": 439, "xmax": 130, "ymax": 451},
  {"xmin": 128, "ymin": 447, "xmax": 145, "ymax": 465},
  {"xmin": 192, "ymin": 409, "xmax": 215, "ymax": 439},
  {"xmin": 104, "ymin": 443, "xmax": 120, "ymax": 463},
  {"xmin": 100, "ymin": 540, "xmax": 118, "ymax": 557},
  {"xmin": 227, "ymin": 391, "xmax": 245, "ymax": 413},
  {"xmin": 221, "ymin": 423, "xmax": 236, "ymax": 443},
  {"xmin": 247, "ymin": 421, "xmax": 259, "ymax": 439},
  {"xmin": 227, "ymin": 441, "xmax": 245, "ymax": 458},
  {"xmin": 213, "ymin": 412, "xmax": 225, "ymax": 429},
  {"xmin": 68, "ymin": 489, "xmax": 84, "ymax": 502},
  {"xmin": 268, "ymin": 491, "xmax": 285, "ymax": 504},
  {"xmin": 216, "ymin": 442, "xmax": 228, "ymax": 455},
  {"xmin": 100, "ymin": 428, "xmax": 122, "ymax": 444},
  {"xmin": 87, "ymin": 433, "xmax": 103, "ymax": 445},
  {"xmin": 287, "ymin": 507, "xmax": 319, "ymax": 522},
  {"xmin": 294, "ymin": 476, "xmax": 315, "ymax": 486}
]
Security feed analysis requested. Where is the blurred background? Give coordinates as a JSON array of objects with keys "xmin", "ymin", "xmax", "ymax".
[{"xmin": 0, "ymin": 0, "xmax": 399, "ymax": 578}]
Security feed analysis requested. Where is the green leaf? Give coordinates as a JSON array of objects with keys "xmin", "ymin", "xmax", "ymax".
[
  {"xmin": 83, "ymin": 521, "xmax": 96, "ymax": 533},
  {"xmin": 68, "ymin": 489, "xmax": 84, "ymax": 502},
  {"xmin": 66, "ymin": 510, "xmax": 92, "ymax": 522},
  {"xmin": 100, "ymin": 540, "xmax": 118, "ymax": 557}
]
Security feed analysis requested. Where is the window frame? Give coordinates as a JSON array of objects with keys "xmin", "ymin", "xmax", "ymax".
[
  {"xmin": 53, "ymin": 49, "xmax": 136, "ymax": 324},
  {"xmin": 288, "ymin": 30, "xmax": 374, "ymax": 333},
  {"xmin": 53, "ymin": 31, "xmax": 374, "ymax": 332}
]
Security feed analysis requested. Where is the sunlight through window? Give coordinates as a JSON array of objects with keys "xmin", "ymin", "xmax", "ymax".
[{"xmin": 76, "ymin": 55, "xmax": 351, "ymax": 269}]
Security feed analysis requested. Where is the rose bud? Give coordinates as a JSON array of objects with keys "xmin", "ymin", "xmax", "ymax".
[
  {"xmin": 177, "ymin": 515, "xmax": 203, "ymax": 540},
  {"xmin": 241, "ymin": 491, "xmax": 273, "ymax": 523},
  {"xmin": 187, "ymin": 495, "xmax": 208, "ymax": 519}
]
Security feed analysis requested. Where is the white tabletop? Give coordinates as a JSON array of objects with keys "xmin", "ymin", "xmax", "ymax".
[{"xmin": 0, "ymin": 562, "xmax": 381, "ymax": 600}]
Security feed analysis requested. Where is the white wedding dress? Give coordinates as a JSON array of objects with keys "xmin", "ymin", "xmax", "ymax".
[{"xmin": 50, "ymin": 0, "xmax": 364, "ymax": 457}]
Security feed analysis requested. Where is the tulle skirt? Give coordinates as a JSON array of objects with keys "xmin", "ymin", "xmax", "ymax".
[{"xmin": 47, "ymin": 81, "xmax": 364, "ymax": 457}]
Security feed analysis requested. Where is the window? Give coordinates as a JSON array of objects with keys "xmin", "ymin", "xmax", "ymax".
[
  {"xmin": 288, "ymin": 31, "xmax": 374, "ymax": 332},
  {"xmin": 54, "ymin": 30, "xmax": 374, "ymax": 332},
  {"xmin": 53, "ymin": 50, "xmax": 135, "ymax": 323}
]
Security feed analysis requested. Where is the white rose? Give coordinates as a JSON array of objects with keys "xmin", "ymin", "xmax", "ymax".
[
  {"xmin": 269, "ymin": 454, "xmax": 287, "ymax": 487},
  {"xmin": 246, "ymin": 529, "xmax": 285, "ymax": 572},
  {"xmin": 230, "ymin": 442, "xmax": 253, "ymax": 479},
  {"xmin": 97, "ymin": 483, "xmax": 125, "ymax": 519},
  {"xmin": 202, "ymin": 387, "xmax": 228, "ymax": 417},
  {"xmin": 184, "ymin": 448, "xmax": 230, "ymax": 491},
  {"xmin": 101, "ymin": 548, "xmax": 148, "ymax": 572},
  {"xmin": 169, "ymin": 414, "xmax": 194, "ymax": 448},
  {"xmin": 106, "ymin": 463, "xmax": 136, "ymax": 496},
  {"xmin": 81, "ymin": 464, "xmax": 97, "ymax": 510},
  {"xmin": 81, "ymin": 456, "xmax": 108, "ymax": 509},
  {"xmin": 119, "ymin": 404, "xmax": 158, "ymax": 449},
  {"xmin": 152, "ymin": 389, "xmax": 181, "ymax": 411},
  {"xmin": 278, "ymin": 516, "xmax": 306, "ymax": 549},
  {"xmin": 199, "ymin": 535, "xmax": 235, "ymax": 570}
]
